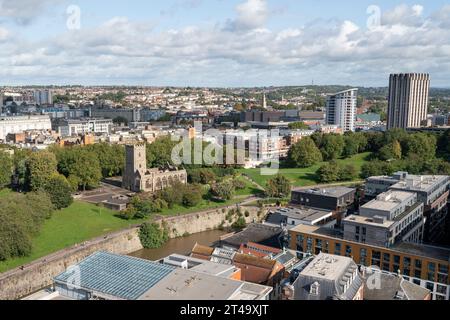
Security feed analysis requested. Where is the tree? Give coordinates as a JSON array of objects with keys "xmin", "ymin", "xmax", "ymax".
[
  {"xmin": 265, "ymin": 174, "xmax": 291, "ymax": 198},
  {"xmin": 320, "ymin": 134, "xmax": 345, "ymax": 160},
  {"xmin": 182, "ymin": 185, "xmax": 203, "ymax": 207},
  {"xmin": 288, "ymin": 122, "xmax": 309, "ymax": 130},
  {"xmin": 57, "ymin": 148, "xmax": 102, "ymax": 191},
  {"xmin": 146, "ymin": 136, "xmax": 178, "ymax": 168},
  {"xmin": 343, "ymin": 132, "xmax": 368, "ymax": 157},
  {"xmin": 403, "ymin": 133, "xmax": 437, "ymax": 160},
  {"xmin": 138, "ymin": 222, "xmax": 169, "ymax": 249},
  {"xmin": 288, "ymin": 137, "xmax": 323, "ymax": 168},
  {"xmin": 0, "ymin": 152, "xmax": 12, "ymax": 189},
  {"xmin": 27, "ymin": 151, "xmax": 58, "ymax": 191},
  {"xmin": 339, "ymin": 164, "xmax": 358, "ymax": 181},
  {"xmin": 0, "ymin": 191, "xmax": 53, "ymax": 260},
  {"xmin": 317, "ymin": 161, "xmax": 340, "ymax": 183},
  {"xmin": 392, "ymin": 140, "xmax": 402, "ymax": 160},
  {"xmin": 361, "ymin": 161, "xmax": 394, "ymax": 178},
  {"xmin": 211, "ymin": 180, "xmax": 235, "ymax": 200},
  {"xmin": 86, "ymin": 143, "xmax": 125, "ymax": 178},
  {"xmin": 43, "ymin": 174, "xmax": 73, "ymax": 210}
]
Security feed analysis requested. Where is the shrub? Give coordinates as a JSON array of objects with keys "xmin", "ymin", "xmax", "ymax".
[{"xmin": 138, "ymin": 222, "xmax": 169, "ymax": 249}]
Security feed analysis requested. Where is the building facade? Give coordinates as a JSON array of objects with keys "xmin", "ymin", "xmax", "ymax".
[
  {"xmin": 387, "ymin": 73, "xmax": 430, "ymax": 129},
  {"xmin": 122, "ymin": 143, "xmax": 187, "ymax": 192},
  {"xmin": 343, "ymin": 190, "xmax": 425, "ymax": 247},
  {"xmin": 288, "ymin": 224, "xmax": 450, "ymax": 299},
  {"xmin": 0, "ymin": 115, "xmax": 52, "ymax": 141},
  {"xmin": 326, "ymin": 89, "xmax": 358, "ymax": 132},
  {"xmin": 57, "ymin": 118, "xmax": 113, "ymax": 137}
]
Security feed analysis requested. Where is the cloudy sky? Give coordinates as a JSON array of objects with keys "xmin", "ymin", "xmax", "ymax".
[{"xmin": 0, "ymin": 0, "xmax": 449, "ymax": 87}]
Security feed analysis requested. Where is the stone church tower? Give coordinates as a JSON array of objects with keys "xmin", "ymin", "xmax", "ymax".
[
  {"xmin": 122, "ymin": 143, "xmax": 187, "ymax": 193},
  {"xmin": 122, "ymin": 144, "xmax": 147, "ymax": 191}
]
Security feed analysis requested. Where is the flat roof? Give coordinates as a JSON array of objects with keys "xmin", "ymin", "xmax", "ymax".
[
  {"xmin": 138, "ymin": 268, "xmax": 271, "ymax": 300},
  {"xmin": 164, "ymin": 254, "xmax": 237, "ymax": 277},
  {"xmin": 53, "ymin": 251, "xmax": 175, "ymax": 300},
  {"xmin": 344, "ymin": 215, "xmax": 394, "ymax": 228},
  {"xmin": 362, "ymin": 190, "xmax": 415, "ymax": 212},
  {"xmin": 273, "ymin": 207, "xmax": 333, "ymax": 224},
  {"xmin": 300, "ymin": 253, "xmax": 354, "ymax": 281},
  {"xmin": 390, "ymin": 175, "xmax": 449, "ymax": 193},
  {"xmin": 293, "ymin": 187, "xmax": 355, "ymax": 198}
]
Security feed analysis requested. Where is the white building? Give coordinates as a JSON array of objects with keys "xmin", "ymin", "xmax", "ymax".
[
  {"xmin": 57, "ymin": 118, "xmax": 113, "ymax": 137},
  {"xmin": 0, "ymin": 115, "xmax": 52, "ymax": 141},
  {"xmin": 326, "ymin": 88, "xmax": 358, "ymax": 132}
]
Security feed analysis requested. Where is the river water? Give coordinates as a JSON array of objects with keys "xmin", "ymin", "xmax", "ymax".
[{"xmin": 128, "ymin": 229, "xmax": 230, "ymax": 261}]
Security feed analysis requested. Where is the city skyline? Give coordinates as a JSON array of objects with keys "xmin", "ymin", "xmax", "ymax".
[{"xmin": 0, "ymin": 0, "xmax": 450, "ymax": 87}]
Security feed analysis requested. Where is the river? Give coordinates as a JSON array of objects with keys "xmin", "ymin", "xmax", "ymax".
[{"xmin": 128, "ymin": 229, "xmax": 230, "ymax": 261}]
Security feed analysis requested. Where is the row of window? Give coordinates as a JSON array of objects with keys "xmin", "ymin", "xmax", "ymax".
[{"xmin": 295, "ymin": 235, "xmax": 449, "ymax": 284}]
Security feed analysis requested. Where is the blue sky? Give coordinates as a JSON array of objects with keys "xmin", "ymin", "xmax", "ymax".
[{"xmin": 0, "ymin": 0, "xmax": 450, "ymax": 87}]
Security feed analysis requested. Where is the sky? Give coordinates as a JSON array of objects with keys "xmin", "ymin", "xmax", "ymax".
[{"xmin": 0, "ymin": 0, "xmax": 449, "ymax": 87}]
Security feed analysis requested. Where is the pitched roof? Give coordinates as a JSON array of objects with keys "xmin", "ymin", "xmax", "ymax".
[{"xmin": 191, "ymin": 243, "xmax": 214, "ymax": 257}]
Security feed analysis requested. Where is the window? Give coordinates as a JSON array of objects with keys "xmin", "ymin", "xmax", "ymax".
[
  {"xmin": 436, "ymin": 284, "xmax": 447, "ymax": 295},
  {"xmin": 360, "ymin": 248, "xmax": 367, "ymax": 266},
  {"xmin": 345, "ymin": 245, "xmax": 352, "ymax": 257},
  {"xmin": 335, "ymin": 243, "xmax": 342, "ymax": 255},
  {"xmin": 362, "ymin": 227, "xmax": 367, "ymax": 235},
  {"xmin": 306, "ymin": 237, "xmax": 313, "ymax": 254},
  {"xmin": 403, "ymin": 257, "xmax": 411, "ymax": 276},
  {"xmin": 415, "ymin": 259, "xmax": 422, "ymax": 270},
  {"xmin": 296, "ymin": 235, "xmax": 304, "ymax": 244},
  {"xmin": 383, "ymin": 253, "xmax": 391, "ymax": 263},
  {"xmin": 355, "ymin": 226, "xmax": 360, "ymax": 234},
  {"xmin": 428, "ymin": 262, "xmax": 436, "ymax": 281},
  {"xmin": 371, "ymin": 251, "xmax": 381, "ymax": 267}
]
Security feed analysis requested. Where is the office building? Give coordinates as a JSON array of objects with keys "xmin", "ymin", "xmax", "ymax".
[
  {"xmin": 343, "ymin": 190, "xmax": 425, "ymax": 247},
  {"xmin": 387, "ymin": 73, "xmax": 430, "ymax": 129},
  {"xmin": 326, "ymin": 89, "xmax": 358, "ymax": 132},
  {"xmin": 0, "ymin": 115, "xmax": 52, "ymax": 141}
]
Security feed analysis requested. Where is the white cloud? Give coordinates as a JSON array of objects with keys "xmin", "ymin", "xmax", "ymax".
[
  {"xmin": 0, "ymin": 0, "xmax": 63, "ymax": 25},
  {"xmin": 1, "ymin": 3, "xmax": 450, "ymax": 86},
  {"xmin": 226, "ymin": 0, "xmax": 269, "ymax": 31}
]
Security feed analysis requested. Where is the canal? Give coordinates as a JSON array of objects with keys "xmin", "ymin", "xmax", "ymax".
[{"xmin": 129, "ymin": 229, "xmax": 230, "ymax": 261}]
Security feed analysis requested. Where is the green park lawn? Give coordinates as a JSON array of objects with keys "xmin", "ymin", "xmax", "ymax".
[
  {"xmin": 238, "ymin": 152, "xmax": 371, "ymax": 188},
  {"xmin": 0, "ymin": 201, "xmax": 142, "ymax": 273},
  {"xmin": 0, "ymin": 185, "xmax": 257, "ymax": 273}
]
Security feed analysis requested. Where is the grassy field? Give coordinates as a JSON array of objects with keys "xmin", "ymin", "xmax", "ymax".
[
  {"xmin": 0, "ymin": 201, "xmax": 142, "ymax": 273},
  {"xmin": 0, "ymin": 185, "xmax": 257, "ymax": 273},
  {"xmin": 0, "ymin": 188, "xmax": 12, "ymax": 198},
  {"xmin": 239, "ymin": 152, "xmax": 371, "ymax": 188}
]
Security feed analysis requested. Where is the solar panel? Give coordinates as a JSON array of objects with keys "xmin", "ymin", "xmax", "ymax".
[{"xmin": 54, "ymin": 251, "xmax": 175, "ymax": 300}]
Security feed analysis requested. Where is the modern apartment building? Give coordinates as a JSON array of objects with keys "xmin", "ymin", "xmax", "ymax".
[
  {"xmin": 387, "ymin": 73, "xmax": 430, "ymax": 129},
  {"xmin": 343, "ymin": 190, "xmax": 425, "ymax": 247},
  {"xmin": 365, "ymin": 172, "xmax": 450, "ymax": 243},
  {"xmin": 326, "ymin": 89, "xmax": 358, "ymax": 132}
]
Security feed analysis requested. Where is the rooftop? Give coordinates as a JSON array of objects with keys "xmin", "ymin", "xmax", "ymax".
[
  {"xmin": 363, "ymin": 270, "xmax": 431, "ymax": 300},
  {"xmin": 138, "ymin": 268, "xmax": 271, "ymax": 300},
  {"xmin": 293, "ymin": 187, "xmax": 355, "ymax": 198},
  {"xmin": 53, "ymin": 251, "xmax": 175, "ymax": 300},
  {"xmin": 344, "ymin": 214, "xmax": 395, "ymax": 228},
  {"xmin": 220, "ymin": 223, "xmax": 283, "ymax": 249},
  {"xmin": 362, "ymin": 190, "xmax": 415, "ymax": 212},
  {"xmin": 390, "ymin": 175, "xmax": 450, "ymax": 193},
  {"xmin": 300, "ymin": 253, "xmax": 355, "ymax": 281},
  {"xmin": 272, "ymin": 207, "xmax": 333, "ymax": 224}
]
